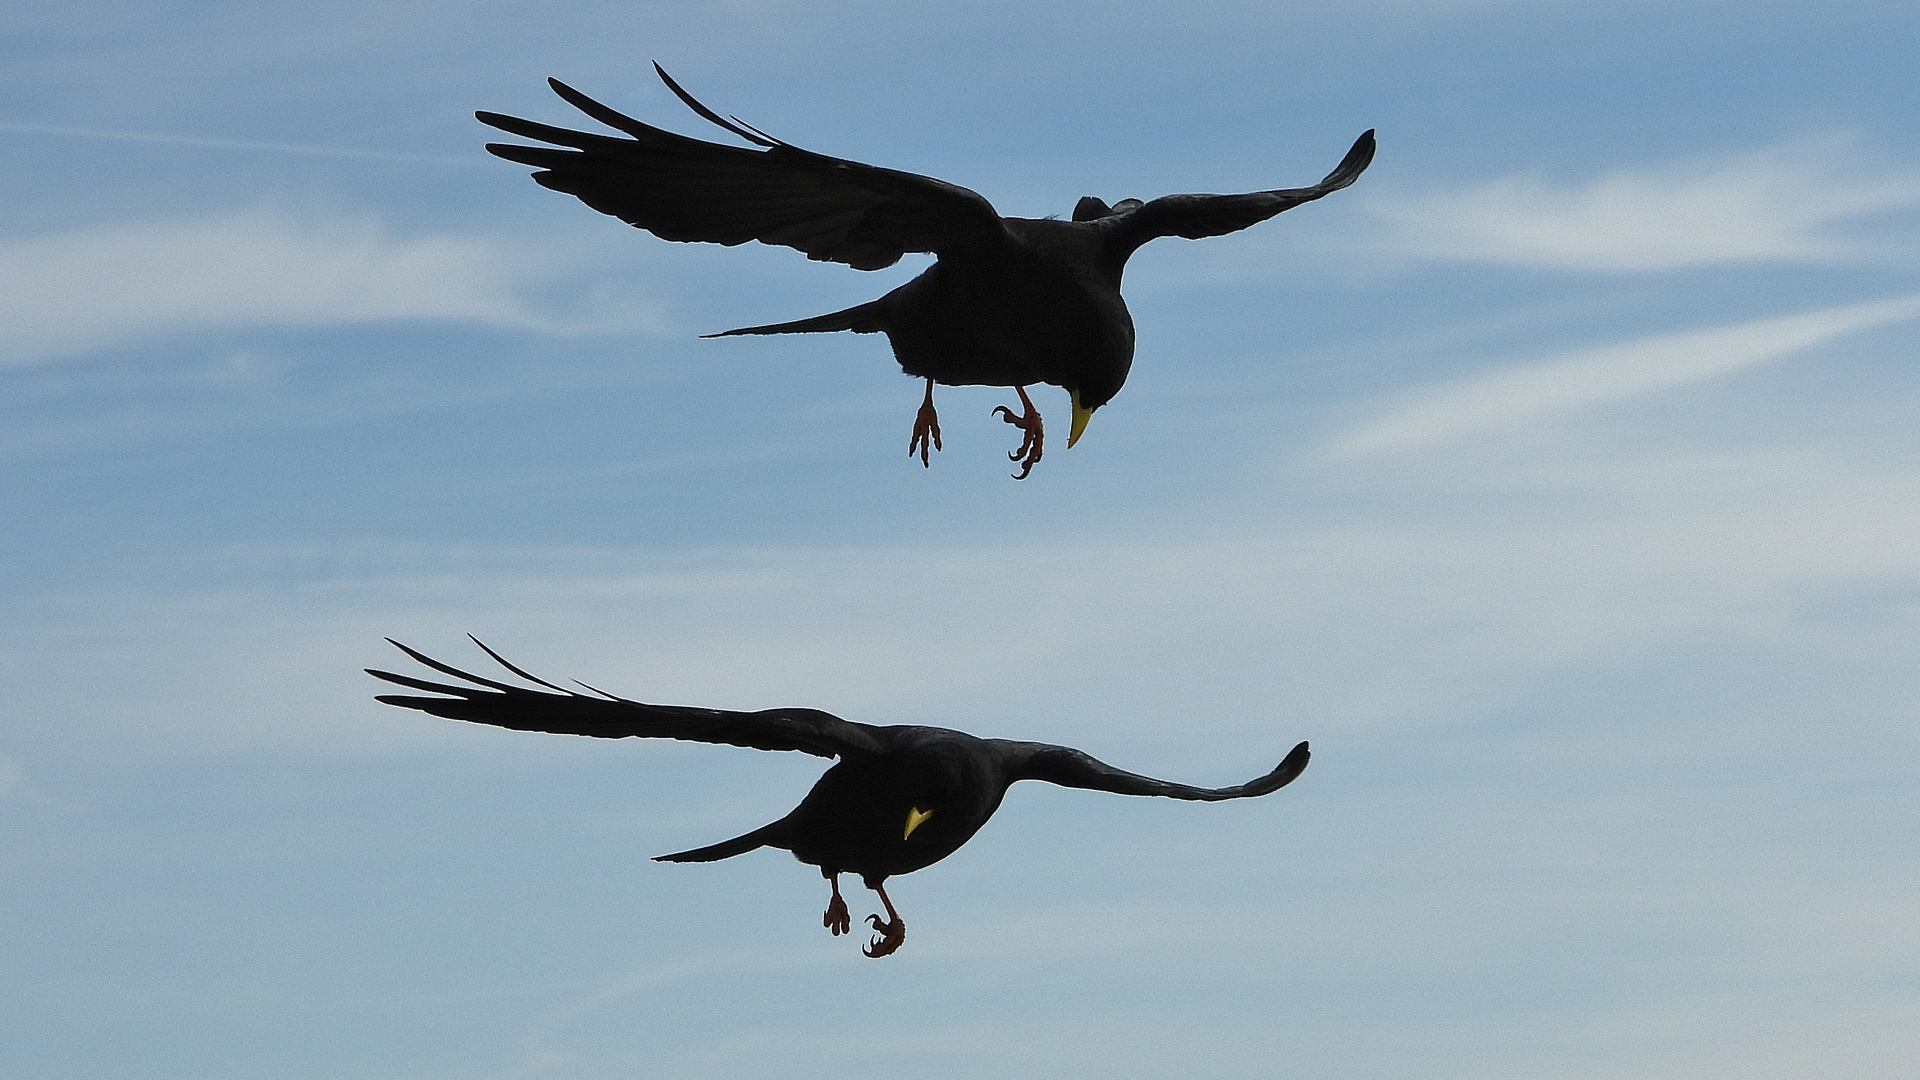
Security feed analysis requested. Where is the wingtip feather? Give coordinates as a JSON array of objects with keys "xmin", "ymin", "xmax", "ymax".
[
  {"xmin": 381, "ymin": 638, "xmax": 525, "ymax": 693},
  {"xmin": 1323, "ymin": 131, "xmax": 1376, "ymax": 189},
  {"xmin": 467, "ymin": 634, "xmax": 578, "ymax": 695},
  {"xmin": 1270, "ymin": 740, "xmax": 1311, "ymax": 788},
  {"xmin": 650, "ymin": 62, "xmax": 778, "ymax": 148}
]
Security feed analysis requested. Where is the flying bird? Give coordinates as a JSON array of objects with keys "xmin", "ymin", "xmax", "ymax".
[
  {"xmin": 368, "ymin": 638, "xmax": 1311, "ymax": 958},
  {"xmin": 479, "ymin": 65, "xmax": 1375, "ymax": 477}
]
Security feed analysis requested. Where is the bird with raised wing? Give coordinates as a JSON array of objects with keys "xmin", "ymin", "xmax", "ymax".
[
  {"xmin": 479, "ymin": 65, "xmax": 1374, "ymax": 477},
  {"xmin": 368, "ymin": 638, "xmax": 1311, "ymax": 957}
]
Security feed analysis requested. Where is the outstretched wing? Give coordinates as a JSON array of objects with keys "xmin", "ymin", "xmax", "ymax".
[
  {"xmin": 368, "ymin": 638, "xmax": 887, "ymax": 760},
  {"xmin": 478, "ymin": 64, "xmax": 1010, "ymax": 271},
  {"xmin": 1107, "ymin": 130, "xmax": 1375, "ymax": 252},
  {"xmin": 1005, "ymin": 739, "xmax": 1310, "ymax": 801}
]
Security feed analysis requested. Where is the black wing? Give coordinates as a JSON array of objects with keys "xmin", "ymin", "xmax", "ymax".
[
  {"xmin": 478, "ymin": 65, "xmax": 1009, "ymax": 271},
  {"xmin": 1107, "ymin": 130, "xmax": 1374, "ymax": 253},
  {"xmin": 1006, "ymin": 739, "xmax": 1310, "ymax": 801},
  {"xmin": 368, "ymin": 638, "xmax": 887, "ymax": 760}
]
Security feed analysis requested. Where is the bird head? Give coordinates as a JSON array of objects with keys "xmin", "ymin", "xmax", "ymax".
[
  {"xmin": 1066, "ymin": 360, "xmax": 1130, "ymax": 448},
  {"xmin": 890, "ymin": 751, "xmax": 970, "ymax": 843},
  {"xmin": 1068, "ymin": 389, "xmax": 1096, "ymax": 448}
]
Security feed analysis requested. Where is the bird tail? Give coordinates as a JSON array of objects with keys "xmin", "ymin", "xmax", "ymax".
[
  {"xmin": 703, "ymin": 300, "xmax": 885, "ymax": 338},
  {"xmin": 653, "ymin": 818, "xmax": 792, "ymax": 863}
]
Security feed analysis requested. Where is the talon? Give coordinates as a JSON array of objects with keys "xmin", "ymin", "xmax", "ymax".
[
  {"xmin": 908, "ymin": 377, "xmax": 942, "ymax": 468},
  {"xmin": 862, "ymin": 914, "xmax": 906, "ymax": 958},
  {"xmin": 823, "ymin": 894, "xmax": 850, "ymax": 936},
  {"xmin": 994, "ymin": 385, "xmax": 1044, "ymax": 480},
  {"xmin": 823, "ymin": 874, "xmax": 852, "ymax": 936}
]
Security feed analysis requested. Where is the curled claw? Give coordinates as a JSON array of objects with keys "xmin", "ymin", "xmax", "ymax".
[
  {"xmin": 823, "ymin": 893, "xmax": 851, "ymax": 936},
  {"xmin": 993, "ymin": 385, "xmax": 1045, "ymax": 480},
  {"xmin": 862, "ymin": 914, "xmax": 906, "ymax": 958},
  {"xmin": 909, "ymin": 377, "xmax": 942, "ymax": 468},
  {"xmin": 991, "ymin": 405, "xmax": 1027, "ymax": 456}
]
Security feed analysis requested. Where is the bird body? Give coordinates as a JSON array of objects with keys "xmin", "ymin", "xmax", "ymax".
[
  {"xmin": 368, "ymin": 639, "xmax": 1310, "ymax": 957},
  {"xmin": 768, "ymin": 727, "xmax": 1013, "ymax": 886},
  {"xmin": 726, "ymin": 233, "xmax": 1134, "ymax": 413},
  {"xmin": 891, "ymin": 224, "xmax": 1135, "ymax": 413},
  {"xmin": 478, "ymin": 65, "xmax": 1373, "ymax": 475}
]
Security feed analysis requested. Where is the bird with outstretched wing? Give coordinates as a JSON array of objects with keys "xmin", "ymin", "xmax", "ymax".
[
  {"xmin": 480, "ymin": 64, "xmax": 1374, "ymax": 477},
  {"xmin": 369, "ymin": 638, "xmax": 1310, "ymax": 957}
]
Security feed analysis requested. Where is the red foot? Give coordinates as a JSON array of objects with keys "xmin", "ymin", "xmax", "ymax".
[
  {"xmin": 992, "ymin": 385, "xmax": 1044, "ymax": 480},
  {"xmin": 824, "ymin": 875, "xmax": 851, "ymax": 936},
  {"xmin": 909, "ymin": 379, "xmax": 942, "ymax": 467},
  {"xmin": 824, "ymin": 893, "xmax": 850, "ymax": 936},
  {"xmin": 862, "ymin": 914, "xmax": 906, "ymax": 958}
]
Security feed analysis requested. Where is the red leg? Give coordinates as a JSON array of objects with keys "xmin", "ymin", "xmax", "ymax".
[
  {"xmin": 862, "ymin": 882, "xmax": 906, "ymax": 958},
  {"xmin": 909, "ymin": 378, "xmax": 942, "ymax": 467},
  {"xmin": 823, "ymin": 874, "xmax": 851, "ymax": 936},
  {"xmin": 992, "ymin": 385, "xmax": 1045, "ymax": 480}
]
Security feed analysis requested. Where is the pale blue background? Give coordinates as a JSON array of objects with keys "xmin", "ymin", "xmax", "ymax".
[{"xmin": 3, "ymin": 2, "xmax": 1918, "ymax": 1077}]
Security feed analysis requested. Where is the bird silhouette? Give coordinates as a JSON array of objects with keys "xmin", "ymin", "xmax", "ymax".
[
  {"xmin": 368, "ymin": 638, "xmax": 1311, "ymax": 957},
  {"xmin": 478, "ymin": 65, "xmax": 1374, "ymax": 477}
]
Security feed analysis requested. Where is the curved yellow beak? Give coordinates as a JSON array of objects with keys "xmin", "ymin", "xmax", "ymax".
[
  {"xmin": 903, "ymin": 806, "xmax": 934, "ymax": 840},
  {"xmin": 1067, "ymin": 390, "xmax": 1094, "ymax": 448}
]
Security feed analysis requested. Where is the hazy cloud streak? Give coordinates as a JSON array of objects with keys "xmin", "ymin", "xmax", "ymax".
[
  {"xmin": 0, "ymin": 120, "xmax": 481, "ymax": 167},
  {"xmin": 1328, "ymin": 292, "xmax": 1920, "ymax": 456},
  {"xmin": 1369, "ymin": 135, "xmax": 1920, "ymax": 271},
  {"xmin": 0, "ymin": 207, "xmax": 617, "ymax": 364}
]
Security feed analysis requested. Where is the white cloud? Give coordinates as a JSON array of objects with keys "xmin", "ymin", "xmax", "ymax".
[
  {"xmin": 1369, "ymin": 135, "xmax": 1920, "ymax": 271},
  {"xmin": 0, "ymin": 207, "xmax": 660, "ymax": 365},
  {"xmin": 6, "ymin": 339, "xmax": 1919, "ymax": 1079},
  {"xmin": 1327, "ymin": 292, "xmax": 1920, "ymax": 456},
  {"xmin": 13, "ymin": 427, "xmax": 1920, "ymax": 765},
  {"xmin": 0, "ymin": 121, "xmax": 481, "ymax": 168}
]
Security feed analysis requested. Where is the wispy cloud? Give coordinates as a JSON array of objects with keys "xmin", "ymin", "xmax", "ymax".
[
  {"xmin": 1369, "ymin": 135, "xmax": 1920, "ymax": 271},
  {"xmin": 19, "ymin": 423, "xmax": 1920, "ymax": 763},
  {"xmin": 1327, "ymin": 292, "xmax": 1920, "ymax": 456},
  {"xmin": 0, "ymin": 120, "xmax": 481, "ymax": 167},
  {"xmin": 0, "ymin": 207, "xmax": 661, "ymax": 365}
]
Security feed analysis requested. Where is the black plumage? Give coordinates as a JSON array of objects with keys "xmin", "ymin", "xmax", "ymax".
[
  {"xmin": 479, "ymin": 65, "xmax": 1375, "ymax": 477},
  {"xmin": 368, "ymin": 638, "xmax": 1311, "ymax": 957}
]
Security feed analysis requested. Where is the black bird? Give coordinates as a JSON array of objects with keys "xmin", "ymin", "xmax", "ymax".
[
  {"xmin": 368, "ymin": 638, "xmax": 1311, "ymax": 958},
  {"xmin": 479, "ymin": 65, "xmax": 1375, "ymax": 477}
]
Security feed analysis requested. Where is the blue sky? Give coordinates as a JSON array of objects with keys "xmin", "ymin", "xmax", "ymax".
[{"xmin": 4, "ymin": 1, "xmax": 1918, "ymax": 1077}]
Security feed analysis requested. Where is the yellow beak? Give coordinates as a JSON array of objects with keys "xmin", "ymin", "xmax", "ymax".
[
  {"xmin": 903, "ymin": 806, "xmax": 934, "ymax": 840},
  {"xmin": 1067, "ymin": 390, "xmax": 1094, "ymax": 449}
]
